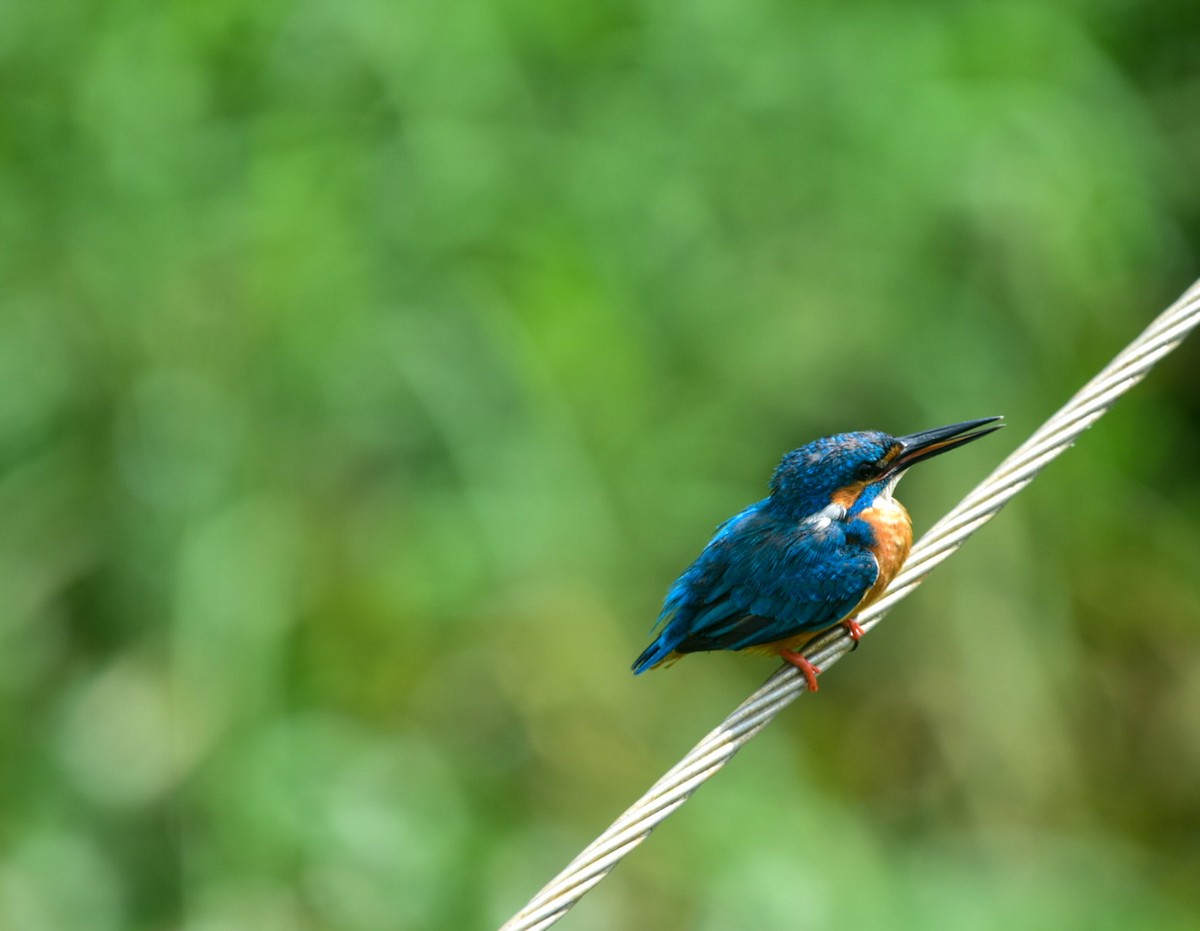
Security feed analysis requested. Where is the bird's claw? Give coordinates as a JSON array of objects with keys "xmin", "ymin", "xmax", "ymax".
[{"xmin": 779, "ymin": 649, "xmax": 822, "ymax": 692}]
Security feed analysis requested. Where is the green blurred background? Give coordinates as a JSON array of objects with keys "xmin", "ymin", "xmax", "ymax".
[{"xmin": 3, "ymin": 1, "xmax": 1200, "ymax": 929}]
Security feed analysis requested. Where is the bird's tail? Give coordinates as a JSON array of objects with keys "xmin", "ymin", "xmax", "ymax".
[{"xmin": 631, "ymin": 630, "xmax": 680, "ymax": 674}]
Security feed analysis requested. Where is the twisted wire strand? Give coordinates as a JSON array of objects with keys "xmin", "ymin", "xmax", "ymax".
[{"xmin": 500, "ymin": 277, "xmax": 1200, "ymax": 931}]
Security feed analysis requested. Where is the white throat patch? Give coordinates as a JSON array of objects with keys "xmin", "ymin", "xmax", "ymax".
[{"xmin": 877, "ymin": 471, "xmax": 904, "ymax": 501}]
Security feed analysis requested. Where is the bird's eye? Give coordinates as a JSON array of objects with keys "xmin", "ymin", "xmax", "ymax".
[{"xmin": 854, "ymin": 461, "xmax": 878, "ymax": 481}]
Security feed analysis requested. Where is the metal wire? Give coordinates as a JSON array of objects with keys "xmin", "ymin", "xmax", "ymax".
[{"xmin": 500, "ymin": 277, "xmax": 1200, "ymax": 931}]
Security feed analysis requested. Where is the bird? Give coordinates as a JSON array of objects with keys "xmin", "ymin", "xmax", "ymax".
[{"xmin": 632, "ymin": 417, "xmax": 1003, "ymax": 690}]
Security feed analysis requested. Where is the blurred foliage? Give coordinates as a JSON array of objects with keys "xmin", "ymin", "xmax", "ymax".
[{"xmin": 1, "ymin": 0, "xmax": 1199, "ymax": 929}]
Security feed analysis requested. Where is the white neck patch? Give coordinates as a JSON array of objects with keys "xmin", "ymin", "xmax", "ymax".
[{"xmin": 803, "ymin": 502, "xmax": 847, "ymax": 532}]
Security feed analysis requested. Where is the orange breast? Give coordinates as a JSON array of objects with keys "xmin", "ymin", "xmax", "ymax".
[{"xmin": 855, "ymin": 496, "xmax": 912, "ymax": 611}]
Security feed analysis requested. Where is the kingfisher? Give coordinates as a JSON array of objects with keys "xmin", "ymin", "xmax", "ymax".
[{"xmin": 632, "ymin": 417, "xmax": 1003, "ymax": 690}]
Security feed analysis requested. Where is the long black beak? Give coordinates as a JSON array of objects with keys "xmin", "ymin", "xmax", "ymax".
[{"xmin": 890, "ymin": 416, "xmax": 1004, "ymax": 473}]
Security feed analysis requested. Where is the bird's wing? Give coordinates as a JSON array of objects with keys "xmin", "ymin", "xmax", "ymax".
[{"xmin": 658, "ymin": 506, "xmax": 878, "ymax": 653}]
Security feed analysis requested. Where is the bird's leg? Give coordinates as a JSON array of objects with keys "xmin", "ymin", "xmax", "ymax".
[
  {"xmin": 779, "ymin": 649, "xmax": 821, "ymax": 692},
  {"xmin": 841, "ymin": 617, "xmax": 865, "ymax": 646}
]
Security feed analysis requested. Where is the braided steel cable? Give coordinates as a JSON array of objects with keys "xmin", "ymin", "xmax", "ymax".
[{"xmin": 500, "ymin": 277, "xmax": 1200, "ymax": 931}]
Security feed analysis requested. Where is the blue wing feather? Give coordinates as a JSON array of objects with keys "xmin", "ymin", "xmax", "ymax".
[{"xmin": 632, "ymin": 500, "xmax": 878, "ymax": 673}]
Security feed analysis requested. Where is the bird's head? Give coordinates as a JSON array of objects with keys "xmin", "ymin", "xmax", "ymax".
[{"xmin": 768, "ymin": 417, "xmax": 1003, "ymax": 517}]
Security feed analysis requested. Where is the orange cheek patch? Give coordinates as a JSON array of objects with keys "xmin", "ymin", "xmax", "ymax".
[{"xmin": 831, "ymin": 481, "xmax": 865, "ymax": 509}]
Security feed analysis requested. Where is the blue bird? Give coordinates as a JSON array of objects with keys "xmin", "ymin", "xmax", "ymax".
[{"xmin": 633, "ymin": 418, "xmax": 1003, "ymax": 690}]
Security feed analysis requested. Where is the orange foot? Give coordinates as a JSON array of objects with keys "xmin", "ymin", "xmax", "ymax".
[
  {"xmin": 841, "ymin": 617, "xmax": 865, "ymax": 642},
  {"xmin": 779, "ymin": 649, "xmax": 822, "ymax": 692}
]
